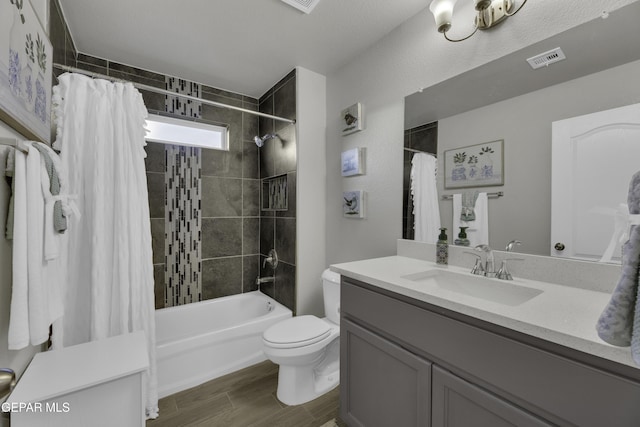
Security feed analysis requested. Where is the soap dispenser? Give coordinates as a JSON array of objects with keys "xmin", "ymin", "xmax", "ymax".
[
  {"xmin": 436, "ymin": 228, "xmax": 448, "ymax": 265},
  {"xmin": 454, "ymin": 227, "xmax": 470, "ymax": 246}
]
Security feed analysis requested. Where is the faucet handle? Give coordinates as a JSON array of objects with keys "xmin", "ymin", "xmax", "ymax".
[
  {"xmin": 496, "ymin": 258, "xmax": 524, "ymax": 280},
  {"xmin": 464, "ymin": 252, "xmax": 485, "ymax": 275}
]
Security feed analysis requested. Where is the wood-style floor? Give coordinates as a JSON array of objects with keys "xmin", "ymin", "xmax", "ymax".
[{"xmin": 147, "ymin": 361, "xmax": 347, "ymax": 427}]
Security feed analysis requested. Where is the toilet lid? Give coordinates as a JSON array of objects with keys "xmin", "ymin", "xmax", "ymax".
[{"xmin": 263, "ymin": 315, "xmax": 331, "ymax": 349}]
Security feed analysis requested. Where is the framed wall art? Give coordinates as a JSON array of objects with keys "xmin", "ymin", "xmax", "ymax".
[
  {"xmin": 0, "ymin": 0, "xmax": 53, "ymax": 143},
  {"xmin": 444, "ymin": 140, "xmax": 504, "ymax": 189},
  {"xmin": 341, "ymin": 102, "xmax": 363, "ymax": 136},
  {"xmin": 343, "ymin": 190, "xmax": 365, "ymax": 218},
  {"xmin": 341, "ymin": 147, "xmax": 365, "ymax": 176}
]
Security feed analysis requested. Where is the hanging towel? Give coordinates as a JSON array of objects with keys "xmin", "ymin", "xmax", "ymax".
[
  {"xmin": 7, "ymin": 148, "xmax": 29, "ymax": 349},
  {"xmin": 411, "ymin": 153, "xmax": 440, "ymax": 243},
  {"xmin": 460, "ymin": 190, "xmax": 479, "ymax": 221},
  {"xmin": 453, "ymin": 192, "xmax": 489, "ymax": 248},
  {"xmin": 596, "ymin": 171, "xmax": 640, "ymax": 365},
  {"xmin": 33, "ymin": 142, "xmax": 67, "ymax": 233},
  {"xmin": 7, "ymin": 143, "xmax": 65, "ymax": 350}
]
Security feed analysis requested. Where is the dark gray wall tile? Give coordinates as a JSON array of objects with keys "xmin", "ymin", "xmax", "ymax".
[
  {"xmin": 260, "ymin": 217, "xmax": 275, "ymax": 255},
  {"xmin": 202, "ymin": 218, "xmax": 242, "ymax": 258},
  {"xmin": 145, "ymin": 141, "xmax": 166, "ymax": 173},
  {"xmin": 243, "ymin": 218, "xmax": 260, "ymax": 255},
  {"xmin": 243, "ymin": 179, "xmax": 260, "ymax": 217},
  {"xmin": 274, "ymin": 123, "xmax": 297, "ymax": 176},
  {"xmin": 202, "ymin": 257, "xmax": 243, "ymax": 300},
  {"xmin": 151, "ymin": 218, "xmax": 165, "ymax": 264},
  {"xmin": 242, "ymin": 140, "xmax": 260, "ymax": 179},
  {"xmin": 243, "ymin": 110, "xmax": 259, "ymax": 143},
  {"xmin": 259, "ymin": 257, "xmax": 275, "ymax": 299},
  {"xmin": 275, "ymin": 218, "xmax": 296, "ymax": 265},
  {"xmin": 276, "ymin": 262, "xmax": 296, "ymax": 313},
  {"xmin": 274, "ymin": 76, "xmax": 296, "ymax": 132},
  {"xmin": 202, "ymin": 177, "xmax": 242, "ymax": 217},
  {"xmin": 154, "ymin": 264, "xmax": 165, "ymax": 309},
  {"xmin": 201, "ymin": 144, "xmax": 242, "ymax": 178},
  {"xmin": 243, "ymin": 255, "xmax": 260, "ymax": 292},
  {"xmin": 259, "ymin": 137, "xmax": 276, "ymax": 179},
  {"xmin": 259, "ymin": 94, "xmax": 275, "ymax": 137},
  {"xmin": 147, "ymin": 172, "xmax": 165, "ymax": 219}
]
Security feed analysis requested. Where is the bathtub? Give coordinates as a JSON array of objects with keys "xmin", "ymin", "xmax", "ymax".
[{"xmin": 155, "ymin": 291, "xmax": 292, "ymax": 398}]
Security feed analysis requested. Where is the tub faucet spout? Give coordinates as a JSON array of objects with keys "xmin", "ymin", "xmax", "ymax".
[{"xmin": 256, "ymin": 276, "xmax": 275, "ymax": 286}]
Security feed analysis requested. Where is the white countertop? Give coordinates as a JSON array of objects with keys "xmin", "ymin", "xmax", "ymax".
[
  {"xmin": 331, "ymin": 256, "xmax": 638, "ymax": 369},
  {"xmin": 7, "ymin": 331, "xmax": 149, "ymax": 403}
]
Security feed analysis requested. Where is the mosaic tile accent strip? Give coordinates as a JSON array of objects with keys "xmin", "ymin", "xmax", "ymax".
[
  {"xmin": 164, "ymin": 145, "xmax": 203, "ymax": 306},
  {"xmin": 165, "ymin": 77, "xmax": 202, "ymax": 118}
]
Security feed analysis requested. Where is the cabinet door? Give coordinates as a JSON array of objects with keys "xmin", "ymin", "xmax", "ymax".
[
  {"xmin": 340, "ymin": 318, "xmax": 432, "ymax": 427},
  {"xmin": 432, "ymin": 366, "xmax": 551, "ymax": 427}
]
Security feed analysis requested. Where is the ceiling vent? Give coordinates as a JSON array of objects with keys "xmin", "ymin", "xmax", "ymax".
[
  {"xmin": 526, "ymin": 47, "xmax": 566, "ymax": 69},
  {"xmin": 280, "ymin": 0, "xmax": 321, "ymax": 14}
]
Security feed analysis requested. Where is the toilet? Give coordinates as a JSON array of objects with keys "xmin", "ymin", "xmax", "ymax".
[{"xmin": 262, "ymin": 269, "xmax": 341, "ymax": 405}]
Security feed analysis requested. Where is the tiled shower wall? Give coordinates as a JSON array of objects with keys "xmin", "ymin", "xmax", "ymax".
[
  {"xmin": 258, "ymin": 70, "xmax": 297, "ymax": 313},
  {"xmin": 49, "ymin": 0, "xmax": 297, "ymax": 311}
]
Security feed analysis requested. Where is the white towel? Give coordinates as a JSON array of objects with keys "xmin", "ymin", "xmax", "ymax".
[
  {"xmin": 8, "ymin": 143, "xmax": 65, "ymax": 349},
  {"xmin": 411, "ymin": 153, "xmax": 440, "ymax": 243},
  {"xmin": 8, "ymin": 148, "xmax": 30, "ymax": 349},
  {"xmin": 453, "ymin": 192, "xmax": 489, "ymax": 248}
]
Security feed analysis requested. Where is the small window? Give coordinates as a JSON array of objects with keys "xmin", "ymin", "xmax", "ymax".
[{"xmin": 145, "ymin": 114, "xmax": 228, "ymax": 150}]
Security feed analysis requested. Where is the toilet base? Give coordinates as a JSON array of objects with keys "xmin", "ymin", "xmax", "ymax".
[{"xmin": 275, "ymin": 340, "xmax": 340, "ymax": 406}]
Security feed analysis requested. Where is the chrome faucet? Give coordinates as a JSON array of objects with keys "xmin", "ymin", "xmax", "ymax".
[
  {"xmin": 474, "ymin": 244, "xmax": 496, "ymax": 277},
  {"xmin": 263, "ymin": 248, "xmax": 279, "ymax": 269},
  {"xmin": 505, "ymin": 240, "xmax": 522, "ymax": 252},
  {"xmin": 256, "ymin": 276, "xmax": 275, "ymax": 286}
]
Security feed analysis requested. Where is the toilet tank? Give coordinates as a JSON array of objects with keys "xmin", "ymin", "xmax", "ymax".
[{"xmin": 322, "ymin": 269, "xmax": 341, "ymax": 325}]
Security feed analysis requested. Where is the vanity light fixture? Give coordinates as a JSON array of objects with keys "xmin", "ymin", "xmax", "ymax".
[{"xmin": 429, "ymin": 0, "xmax": 528, "ymax": 42}]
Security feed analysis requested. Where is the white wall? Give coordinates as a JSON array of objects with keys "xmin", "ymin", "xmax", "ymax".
[
  {"xmin": 325, "ymin": 0, "xmax": 639, "ymax": 265},
  {"xmin": 437, "ymin": 59, "xmax": 640, "ymax": 256},
  {"xmin": 296, "ymin": 67, "xmax": 327, "ymax": 316}
]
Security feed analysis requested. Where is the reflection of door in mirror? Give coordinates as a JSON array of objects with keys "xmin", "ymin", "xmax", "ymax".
[
  {"xmin": 551, "ymin": 102, "xmax": 640, "ymax": 263},
  {"xmin": 403, "ymin": 122, "xmax": 438, "ymax": 240}
]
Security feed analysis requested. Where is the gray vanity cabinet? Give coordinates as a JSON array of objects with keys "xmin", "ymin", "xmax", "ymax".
[
  {"xmin": 340, "ymin": 276, "xmax": 640, "ymax": 427},
  {"xmin": 341, "ymin": 318, "xmax": 431, "ymax": 427},
  {"xmin": 432, "ymin": 366, "xmax": 550, "ymax": 427}
]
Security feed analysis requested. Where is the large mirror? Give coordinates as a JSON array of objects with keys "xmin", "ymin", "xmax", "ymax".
[{"xmin": 404, "ymin": 1, "xmax": 640, "ymax": 260}]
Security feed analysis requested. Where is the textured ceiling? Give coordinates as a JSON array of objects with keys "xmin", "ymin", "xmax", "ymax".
[{"xmin": 57, "ymin": 0, "xmax": 429, "ymax": 98}]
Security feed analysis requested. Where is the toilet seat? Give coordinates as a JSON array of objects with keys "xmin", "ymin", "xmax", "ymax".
[{"xmin": 263, "ymin": 315, "xmax": 331, "ymax": 349}]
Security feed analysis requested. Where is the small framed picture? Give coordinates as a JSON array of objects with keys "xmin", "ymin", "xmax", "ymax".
[
  {"xmin": 343, "ymin": 190, "xmax": 365, "ymax": 218},
  {"xmin": 444, "ymin": 140, "xmax": 504, "ymax": 189},
  {"xmin": 341, "ymin": 147, "xmax": 365, "ymax": 176},
  {"xmin": 341, "ymin": 103, "xmax": 363, "ymax": 136}
]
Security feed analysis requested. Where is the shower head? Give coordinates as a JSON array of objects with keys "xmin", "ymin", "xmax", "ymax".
[{"xmin": 254, "ymin": 134, "xmax": 278, "ymax": 147}]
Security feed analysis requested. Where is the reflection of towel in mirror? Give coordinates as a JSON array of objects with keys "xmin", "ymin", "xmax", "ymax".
[
  {"xmin": 453, "ymin": 192, "xmax": 488, "ymax": 248},
  {"xmin": 460, "ymin": 190, "xmax": 479, "ymax": 221},
  {"xmin": 596, "ymin": 170, "xmax": 640, "ymax": 365}
]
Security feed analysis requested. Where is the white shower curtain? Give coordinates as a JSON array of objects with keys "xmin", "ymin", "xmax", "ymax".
[
  {"xmin": 411, "ymin": 152, "xmax": 441, "ymax": 243},
  {"xmin": 52, "ymin": 73, "xmax": 158, "ymax": 418}
]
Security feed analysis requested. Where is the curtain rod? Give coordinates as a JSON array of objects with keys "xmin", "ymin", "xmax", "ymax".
[
  {"xmin": 52, "ymin": 63, "xmax": 296, "ymax": 125},
  {"xmin": 441, "ymin": 191, "xmax": 503, "ymax": 200}
]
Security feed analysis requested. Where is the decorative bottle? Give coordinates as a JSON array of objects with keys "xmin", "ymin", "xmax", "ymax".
[
  {"xmin": 436, "ymin": 228, "xmax": 448, "ymax": 265},
  {"xmin": 454, "ymin": 227, "xmax": 470, "ymax": 246}
]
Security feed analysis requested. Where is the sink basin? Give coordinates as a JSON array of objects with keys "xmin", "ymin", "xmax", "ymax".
[{"xmin": 401, "ymin": 269, "xmax": 543, "ymax": 306}]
